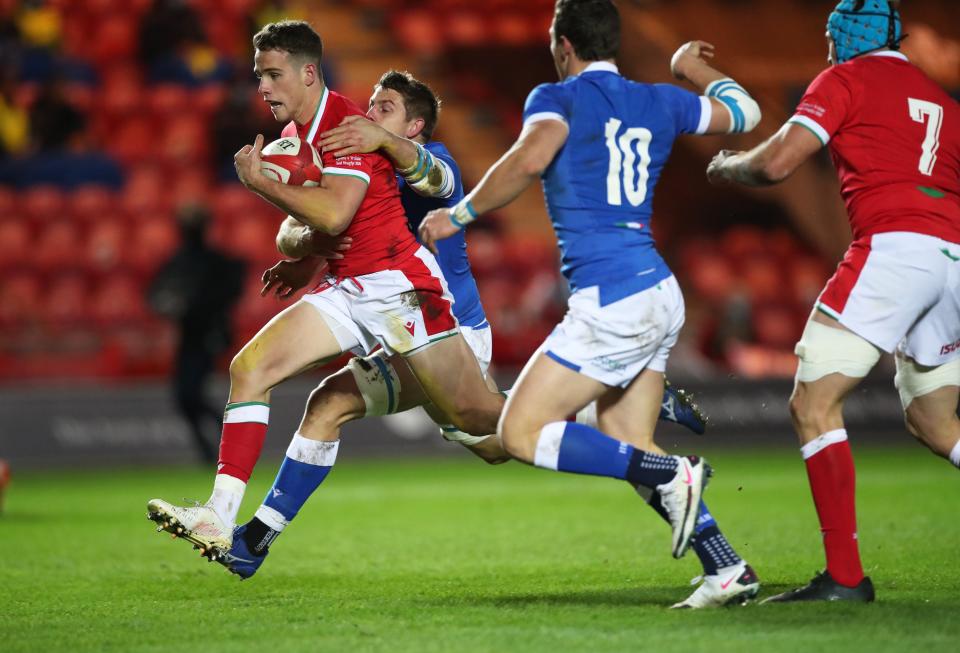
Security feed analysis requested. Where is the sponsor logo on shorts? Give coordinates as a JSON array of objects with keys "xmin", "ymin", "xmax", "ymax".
[
  {"xmin": 940, "ymin": 337, "xmax": 960, "ymax": 356},
  {"xmin": 404, "ymin": 320, "xmax": 416, "ymax": 336},
  {"xmin": 594, "ymin": 355, "xmax": 626, "ymax": 372}
]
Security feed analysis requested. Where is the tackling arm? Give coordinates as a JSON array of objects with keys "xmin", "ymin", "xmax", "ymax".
[
  {"xmin": 455, "ymin": 119, "xmax": 568, "ymax": 223},
  {"xmin": 416, "ymin": 119, "xmax": 568, "ymax": 252},
  {"xmin": 707, "ymin": 122, "xmax": 824, "ymax": 186},
  {"xmin": 318, "ymin": 116, "xmax": 455, "ymax": 199},
  {"xmin": 276, "ymin": 215, "xmax": 316, "ymax": 258}
]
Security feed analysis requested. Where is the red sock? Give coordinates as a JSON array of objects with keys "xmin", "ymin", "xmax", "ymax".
[
  {"xmin": 217, "ymin": 402, "xmax": 270, "ymax": 482},
  {"xmin": 802, "ymin": 429, "xmax": 863, "ymax": 587}
]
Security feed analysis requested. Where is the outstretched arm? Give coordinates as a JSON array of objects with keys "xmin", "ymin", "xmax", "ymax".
[
  {"xmin": 706, "ymin": 122, "xmax": 823, "ymax": 186},
  {"xmin": 671, "ymin": 40, "xmax": 761, "ymax": 135},
  {"xmin": 318, "ymin": 116, "xmax": 455, "ymax": 199},
  {"xmin": 417, "ymin": 119, "xmax": 569, "ymax": 252}
]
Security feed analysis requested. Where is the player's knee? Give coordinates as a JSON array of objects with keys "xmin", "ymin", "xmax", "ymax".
[
  {"xmin": 497, "ymin": 412, "xmax": 537, "ymax": 461},
  {"xmin": 443, "ymin": 394, "xmax": 501, "ymax": 437},
  {"xmin": 302, "ymin": 373, "xmax": 365, "ymax": 432},
  {"xmin": 228, "ymin": 349, "xmax": 264, "ymax": 394}
]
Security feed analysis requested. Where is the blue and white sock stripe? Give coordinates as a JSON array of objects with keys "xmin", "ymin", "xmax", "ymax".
[
  {"xmin": 285, "ymin": 433, "xmax": 340, "ymax": 466},
  {"xmin": 533, "ymin": 421, "xmax": 566, "ymax": 471},
  {"xmin": 224, "ymin": 402, "xmax": 270, "ymax": 424},
  {"xmin": 800, "ymin": 428, "xmax": 848, "ymax": 460},
  {"xmin": 254, "ymin": 504, "xmax": 289, "ymax": 532}
]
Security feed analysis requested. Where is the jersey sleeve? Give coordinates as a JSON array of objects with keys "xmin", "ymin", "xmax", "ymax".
[
  {"xmin": 321, "ymin": 151, "xmax": 372, "ymax": 185},
  {"xmin": 423, "ymin": 143, "xmax": 461, "ymax": 200},
  {"xmin": 788, "ymin": 67, "xmax": 856, "ymax": 146},
  {"xmin": 653, "ymin": 84, "xmax": 712, "ymax": 135},
  {"xmin": 522, "ymin": 83, "xmax": 571, "ymax": 128}
]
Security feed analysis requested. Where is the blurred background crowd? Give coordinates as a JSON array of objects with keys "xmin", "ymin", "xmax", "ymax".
[{"xmin": 1, "ymin": 0, "xmax": 958, "ymax": 386}]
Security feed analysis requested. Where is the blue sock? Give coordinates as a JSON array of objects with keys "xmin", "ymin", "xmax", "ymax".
[
  {"xmin": 647, "ymin": 495, "xmax": 742, "ymax": 575},
  {"xmin": 533, "ymin": 421, "xmax": 678, "ymax": 490},
  {"xmin": 244, "ymin": 435, "xmax": 339, "ymax": 554}
]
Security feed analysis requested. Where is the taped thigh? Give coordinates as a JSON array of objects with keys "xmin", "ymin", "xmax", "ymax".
[
  {"xmin": 794, "ymin": 320, "xmax": 881, "ymax": 383},
  {"xmin": 347, "ymin": 353, "xmax": 402, "ymax": 417},
  {"xmin": 894, "ymin": 355, "xmax": 960, "ymax": 409}
]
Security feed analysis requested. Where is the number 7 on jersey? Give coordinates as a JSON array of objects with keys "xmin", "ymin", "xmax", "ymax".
[{"xmin": 908, "ymin": 98, "xmax": 943, "ymax": 176}]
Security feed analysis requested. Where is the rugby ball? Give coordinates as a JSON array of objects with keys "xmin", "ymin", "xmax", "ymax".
[{"xmin": 260, "ymin": 136, "xmax": 322, "ymax": 186}]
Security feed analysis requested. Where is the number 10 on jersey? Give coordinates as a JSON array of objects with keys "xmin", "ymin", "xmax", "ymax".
[{"xmin": 605, "ymin": 118, "xmax": 653, "ymax": 207}]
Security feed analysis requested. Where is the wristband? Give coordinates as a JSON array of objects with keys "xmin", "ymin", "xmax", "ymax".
[{"xmin": 449, "ymin": 199, "xmax": 478, "ymax": 229}]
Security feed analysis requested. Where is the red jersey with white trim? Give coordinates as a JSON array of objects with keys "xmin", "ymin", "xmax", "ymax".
[
  {"xmin": 281, "ymin": 87, "xmax": 418, "ymax": 276},
  {"xmin": 789, "ymin": 52, "xmax": 960, "ymax": 243}
]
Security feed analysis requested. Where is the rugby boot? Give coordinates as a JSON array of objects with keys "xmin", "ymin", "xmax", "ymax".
[
  {"xmin": 671, "ymin": 562, "xmax": 761, "ymax": 609},
  {"xmin": 659, "ymin": 380, "xmax": 707, "ymax": 435},
  {"xmin": 656, "ymin": 455, "xmax": 712, "ymax": 559},
  {"xmin": 147, "ymin": 498, "xmax": 232, "ymax": 561},
  {"xmin": 217, "ymin": 524, "xmax": 269, "ymax": 579},
  {"xmin": 762, "ymin": 570, "xmax": 875, "ymax": 603}
]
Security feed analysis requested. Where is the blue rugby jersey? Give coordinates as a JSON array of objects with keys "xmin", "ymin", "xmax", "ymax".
[
  {"xmin": 399, "ymin": 140, "xmax": 487, "ymax": 328},
  {"xmin": 523, "ymin": 62, "xmax": 711, "ymax": 306}
]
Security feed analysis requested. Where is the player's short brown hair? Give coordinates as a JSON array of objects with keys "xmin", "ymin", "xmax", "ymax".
[
  {"xmin": 253, "ymin": 20, "xmax": 323, "ymax": 69},
  {"xmin": 553, "ymin": 0, "xmax": 620, "ymax": 62},
  {"xmin": 376, "ymin": 70, "xmax": 441, "ymax": 141}
]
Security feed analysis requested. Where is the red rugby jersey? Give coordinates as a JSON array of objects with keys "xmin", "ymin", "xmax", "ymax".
[
  {"xmin": 790, "ymin": 52, "xmax": 960, "ymax": 244},
  {"xmin": 280, "ymin": 87, "xmax": 418, "ymax": 276}
]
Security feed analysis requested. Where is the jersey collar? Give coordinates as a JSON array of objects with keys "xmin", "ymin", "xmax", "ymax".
[
  {"xmin": 865, "ymin": 50, "xmax": 908, "ymax": 62},
  {"xmin": 581, "ymin": 61, "xmax": 619, "ymax": 75},
  {"xmin": 302, "ymin": 85, "xmax": 330, "ymax": 142}
]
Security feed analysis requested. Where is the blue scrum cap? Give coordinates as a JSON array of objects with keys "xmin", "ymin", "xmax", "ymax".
[{"xmin": 827, "ymin": 0, "xmax": 902, "ymax": 64}]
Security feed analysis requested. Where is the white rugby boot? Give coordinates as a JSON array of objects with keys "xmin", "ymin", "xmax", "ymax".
[
  {"xmin": 147, "ymin": 498, "xmax": 232, "ymax": 561},
  {"xmin": 656, "ymin": 455, "xmax": 711, "ymax": 559},
  {"xmin": 671, "ymin": 562, "xmax": 761, "ymax": 609}
]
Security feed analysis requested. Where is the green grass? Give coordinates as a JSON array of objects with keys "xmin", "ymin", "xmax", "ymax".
[{"xmin": 2, "ymin": 444, "xmax": 958, "ymax": 652}]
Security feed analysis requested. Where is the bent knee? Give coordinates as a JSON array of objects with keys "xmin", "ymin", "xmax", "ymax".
[{"xmin": 303, "ymin": 375, "xmax": 365, "ymax": 428}]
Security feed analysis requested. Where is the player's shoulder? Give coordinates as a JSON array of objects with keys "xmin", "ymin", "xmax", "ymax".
[
  {"xmin": 424, "ymin": 140, "xmax": 455, "ymax": 164},
  {"xmin": 326, "ymin": 89, "xmax": 366, "ymax": 119}
]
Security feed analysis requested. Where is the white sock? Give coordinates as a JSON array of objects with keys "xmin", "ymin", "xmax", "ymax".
[
  {"xmin": 800, "ymin": 428, "xmax": 848, "ymax": 460},
  {"xmin": 254, "ymin": 505, "xmax": 289, "ymax": 532},
  {"xmin": 950, "ymin": 440, "xmax": 960, "ymax": 469},
  {"xmin": 207, "ymin": 474, "xmax": 246, "ymax": 528}
]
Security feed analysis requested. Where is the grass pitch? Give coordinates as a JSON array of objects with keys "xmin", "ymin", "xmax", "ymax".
[{"xmin": 2, "ymin": 444, "xmax": 958, "ymax": 652}]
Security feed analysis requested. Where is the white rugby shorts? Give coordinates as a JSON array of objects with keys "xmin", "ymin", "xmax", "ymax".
[
  {"xmin": 816, "ymin": 232, "xmax": 960, "ymax": 366},
  {"xmin": 542, "ymin": 275, "xmax": 685, "ymax": 387},
  {"xmin": 299, "ymin": 247, "xmax": 459, "ymax": 357}
]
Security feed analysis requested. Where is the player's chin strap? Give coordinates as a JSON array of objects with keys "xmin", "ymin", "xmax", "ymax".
[
  {"xmin": 398, "ymin": 142, "xmax": 455, "ymax": 199},
  {"xmin": 704, "ymin": 78, "xmax": 761, "ymax": 134}
]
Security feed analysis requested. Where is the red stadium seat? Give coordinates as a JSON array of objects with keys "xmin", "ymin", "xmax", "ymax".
[
  {"xmin": 146, "ymin": 84, "xmax": 191, "ymax": 118},
  {"xmin": 42, "ymin": 272, "xmax": 90, "ymax": 326},
  {"xmin": 751, "ymin": 303, "xmax": 802, "ymax": 350},
  {"xmin": 687, "ymin": 253, "xmax": 737, "ymax": 305},
  {"xmin": 741, "ymin": 255, "xmax": 783, "ymax": 303},
  {"xmin": 109, "ymin": 117, "xmax": 156, "ymax": 166},
  {"xmin": 158, "ymin": 115, "xmax": 209, "ymax": 166},
  {"xmin": 127, "ymin": 217, "xmax": 179, "ymax": 275},
  {"xmin": 86, "ymin": 14, "xmax": 137, "ymax": 65},
  {"xmin": 212, "ymin": 185, "xmax": 266, "ymax": 223},
  {"xmin": 69, "ymin": 185, "xmax": 117, "ymax": 223},
  {"xmin": 0, "ymin": 272, "xmax": 42, "ymax": 326},
  {"xmin": 120, "ymin": 165, "xmax": 170, "ymax": 216},
  {"xmin": 0, "ymin": 219, "xmax": 31, "ymax": 267},
  {"xmin": 491, "ymin": 14, "xmax": 536, "ymax": 46},
  {"xmin": 90, "ymin": 273, "xmax": 149, "ymax": 326},
  {"xmin": 35, "ymin": 220, "xmax": 82, "ymax": 272},
  {"xmin": 721, "ymin": 225, "xmax": 768, "ymax": 264},
  {"xmin": 393, "ymin": 12, "xmax": 445, "ymax": 57},
  {"xmin": 23, "ymin": 185, "xmax": 67, "ymax": 224},
  {"xmin": 0, "ymin": 186, "xmax": 15, "ymax": 218},
  {"xmin": 225, "ymin": 215, "xmax": 279, "ymax": 263},
  {"xmin": 85, "ymin": 217, "xmax": 128, "ymax": 273},
  {"xmin": 445, "ymin": 11, "xmax": 488, "ymax": 47}
]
